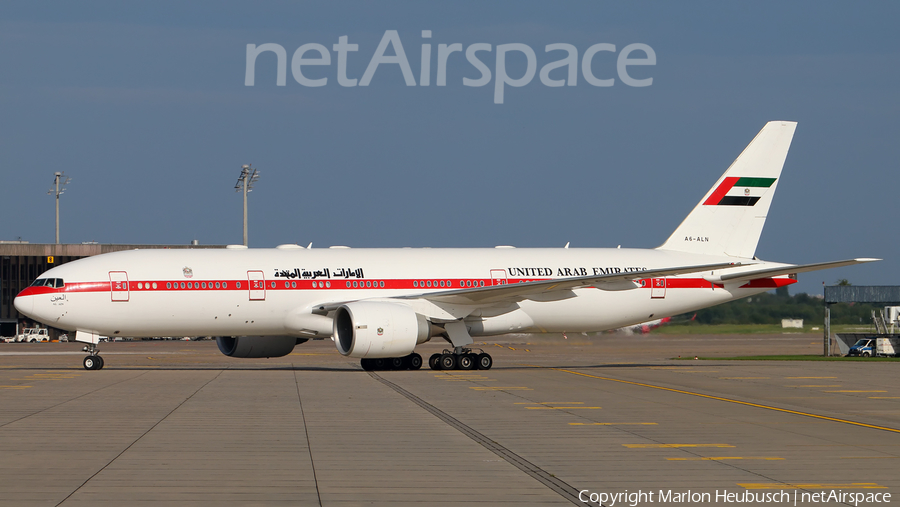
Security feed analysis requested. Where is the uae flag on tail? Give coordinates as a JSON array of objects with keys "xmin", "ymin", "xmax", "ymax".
[{"xmin": 703, "ymin": 177, "xmax": 776, "ymax": 206}]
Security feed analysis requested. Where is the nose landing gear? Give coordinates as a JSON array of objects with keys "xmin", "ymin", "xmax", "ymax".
[{"xmin": 82, "ymin": 344, "xmax": 104, "ymax": 370}]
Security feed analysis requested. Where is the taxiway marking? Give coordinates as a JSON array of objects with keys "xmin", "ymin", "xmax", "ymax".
[{"xmin": 548, "ymin": 368, "xmax": 900, "ymax": 434}]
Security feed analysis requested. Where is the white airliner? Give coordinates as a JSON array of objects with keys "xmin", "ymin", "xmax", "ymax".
[{"xmin": 15, "ymin": 121, "xmax": 877, "ymax": 371}]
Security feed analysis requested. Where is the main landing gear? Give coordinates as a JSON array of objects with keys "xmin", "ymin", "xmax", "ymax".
[
  {"xmin": 429, "ymin": 348, "xmax": 492, "ymax": 371},
  {"xmin": 360, "ymin": 353, "xmax": 423, "ymax": 371},
  {"xmin": 82, "ymin": 344, "xmax": 104, "ymax": 370}
]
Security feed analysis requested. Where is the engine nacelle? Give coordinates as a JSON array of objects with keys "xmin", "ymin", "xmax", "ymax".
[
  {"xmin": 333, "ymin": 301, "xmax": 431, "ymax": 358},
  {"xmin": 216, "ymin": 336, "xmax": 305, "ymax": 358}
]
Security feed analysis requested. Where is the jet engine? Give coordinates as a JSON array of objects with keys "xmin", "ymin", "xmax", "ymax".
[
  {"xmin": 333, "ymin": 301, "xmax": 431, "ymax": 358},
  {"xmin": 216, "ymin": 336, "xmax": 306, "ymax": 358}
]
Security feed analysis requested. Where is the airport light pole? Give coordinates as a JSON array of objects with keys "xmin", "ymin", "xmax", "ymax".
[
  {"xmin": 234, "ymin": 165, "xmax": 260, "ymax": 246},
  {"xmin": 47, "ymin": 172, "xmax": 71, "ymax": 244}
]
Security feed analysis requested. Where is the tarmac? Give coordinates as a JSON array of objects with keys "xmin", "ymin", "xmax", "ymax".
[{"xmin": 0, "ymin": 333, "xmax": 897, "ymax": 506}]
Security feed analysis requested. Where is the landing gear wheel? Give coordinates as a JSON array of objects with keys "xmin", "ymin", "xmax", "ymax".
[
  {"xmin": 408, "ymin": 353, "xmax": 423, "ymax": 370},
  {"xmin": 389, "ymin": 357, "xmax": 405, "ymax": 370},
  {"xmin": 372, "ymin": 358, "xmax": 387, "ymax": 370},
  {"xmin": 458, "ymin": 354, "xmax": 475, "ymax": 370},
  {"xmin": 83, "ymin": 356, "xmax": 99, "ymax": 370},
  {"xmin": 476, "ymin": 353, "xmax": 493, "ymax": 370},
  {"xmin": 95, "ymin": 356, "xmax": 105, "ymax": 370},
  {"xmin": 439, "ymin": 353, "xmax": 457, "ymax": 370},
  {"xmin": 360, "ymin": 358, "xmax": 374, "ymax": 371},
  {"xmin": 429, "ymin": 353, "xmax": 441, "ymax": 370}
]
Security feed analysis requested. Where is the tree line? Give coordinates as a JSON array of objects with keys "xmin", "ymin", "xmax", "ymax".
[{"xmin": 676, "ymin": 287, "xmax": 881, "ymax": 325}]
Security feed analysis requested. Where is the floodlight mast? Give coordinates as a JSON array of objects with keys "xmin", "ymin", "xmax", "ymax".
[
  {"xmin": 234, "ymin": 165, "xmax": 260, "ymax": 246},
  {"xmin": 47, "ymin": 172, "xmax": 71, "ymax": 244}
]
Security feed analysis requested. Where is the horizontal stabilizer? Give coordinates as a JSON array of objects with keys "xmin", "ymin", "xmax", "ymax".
[{"xmin": 713, "ymin": 258, "xmax": 881, "ymax": 284}]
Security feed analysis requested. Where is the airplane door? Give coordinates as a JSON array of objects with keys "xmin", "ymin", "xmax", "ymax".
[
  {"xmin": 109, "ymin": 271, "xmax": 129, "ymax": 302},
  {"xmin": 651, "ymin": 278, "xmax": 667, "ymax": 299},
  {"xmin": 491, "ymin": 269, "xmax": 507, "ymax": 285},
  {"xmin": 247, "ymin": 271, "xmax": 266, "ymax": 301}
]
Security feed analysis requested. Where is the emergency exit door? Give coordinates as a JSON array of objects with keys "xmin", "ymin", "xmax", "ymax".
[
  {"xmin": 109, "ymin": 271, "xmax": 129, "ymax": 302},
  {"xmin": 248, "ymin": 270, "xmax": 266, "ymax": 300},
  {"xmin": 651, "ymin": 278, "xmax": 667, "ymax": 299}
]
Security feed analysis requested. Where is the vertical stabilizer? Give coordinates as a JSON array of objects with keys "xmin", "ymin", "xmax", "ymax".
[{"xmin": 657, "ymin": 121, "xmax": 797, "ymax": 259}]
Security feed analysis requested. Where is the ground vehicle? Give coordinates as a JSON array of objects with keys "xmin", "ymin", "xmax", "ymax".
[
  {"xmin": 847, "ymin": 338, "xmax": 876, "ymax": 357},
  {"xmin": 876, "ymin": 337, "xmax": 900, "ymax": 357},
  {"xmin": 17, "ymin": 328, "xmax": 50, "ymax": 343}
]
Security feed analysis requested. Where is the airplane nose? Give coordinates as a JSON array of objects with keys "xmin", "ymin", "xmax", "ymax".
[{"xmin": 14, "ymin": 294, "xmax": 33, "ymax": 317}]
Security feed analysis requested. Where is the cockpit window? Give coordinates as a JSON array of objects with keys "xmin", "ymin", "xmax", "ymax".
[{"xmin": 29, "ymin": 278, "xmax": 64, "ymax": 288}]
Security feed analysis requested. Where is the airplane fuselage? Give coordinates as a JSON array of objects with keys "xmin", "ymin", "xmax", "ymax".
[{"xmin": 15, "ymin": 246, "xmax": 790, "ymax": 339}]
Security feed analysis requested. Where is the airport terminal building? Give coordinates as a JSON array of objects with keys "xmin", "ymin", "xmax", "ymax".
[{"xmin": 0, "ymin": 242, "xmax": 223, "ymax": 338}]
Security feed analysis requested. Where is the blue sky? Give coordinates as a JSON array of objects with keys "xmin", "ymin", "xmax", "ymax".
[{"xmin": 1, "ymin": 1, "xmax": 897, "ymax": 295}]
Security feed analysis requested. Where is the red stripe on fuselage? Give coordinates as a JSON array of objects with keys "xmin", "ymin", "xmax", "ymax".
[
  {"xmin": 738, "ymin": 278, "xmax": 795, "ymax": 289},
  {"xmin": 16, "ymin": 286, "xmax": 59, "ymax": 297},
  {"xmin": 16, "ymin": 276, "xmax": 797, "ymax": 298}
]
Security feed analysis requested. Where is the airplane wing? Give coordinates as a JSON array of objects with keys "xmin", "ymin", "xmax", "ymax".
[
  {"xmin": 311, "ymin": 258, "xmax": 878, "ymax": 316},
  {"xmin": 401, "ymin": 262, "xmax": 741, "ymax": 306},
  {"xmin": 714, "ymin": 258, "xmax": 880, "ymax": 284}
]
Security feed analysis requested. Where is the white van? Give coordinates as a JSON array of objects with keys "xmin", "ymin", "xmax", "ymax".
[{"xmin": 17, "ymin": 328, "xmax": 50, "ymax": 343}]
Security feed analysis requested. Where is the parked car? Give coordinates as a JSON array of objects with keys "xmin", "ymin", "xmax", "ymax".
[{"xmin": 847, "ymin": 338, "xmax": 876, "ymax": 357}]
